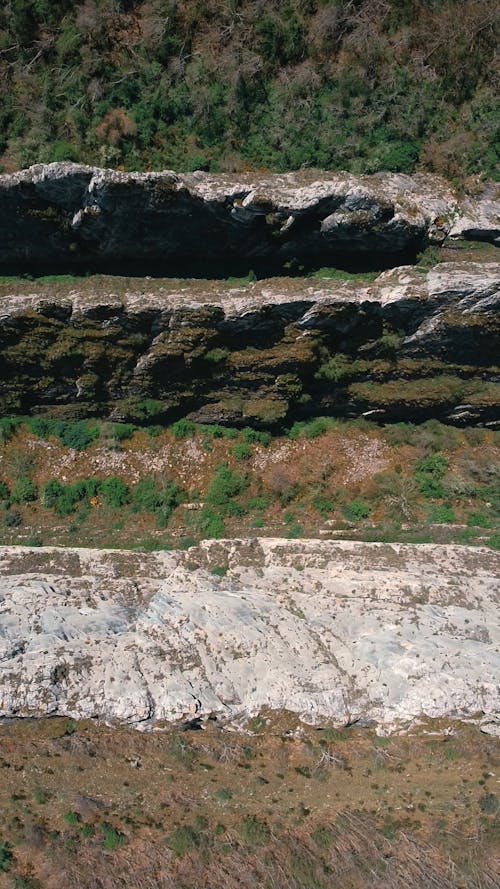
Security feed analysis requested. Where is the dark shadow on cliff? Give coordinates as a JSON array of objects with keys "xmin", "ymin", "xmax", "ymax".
[{"xmin": 0, "ymin": 246, "xmax": 420, "ymax": 280}]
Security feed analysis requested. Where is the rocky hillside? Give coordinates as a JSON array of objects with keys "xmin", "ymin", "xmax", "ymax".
[
  {"xmin": 1, "ymin": 540, "xmax": 498, "ymax": 731},
  {"xmin": 0, "ymin": 0, "xmax": 497, "ymax": 179}
]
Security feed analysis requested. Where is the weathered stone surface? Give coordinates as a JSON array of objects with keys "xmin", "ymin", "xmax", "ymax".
[
  {"xmin": 1, "ymin": 164, "xmax": 499, "ymax": 271},
  {"xmin": 0, "ymin": 262, "xmax": 498, "ymax": 425},
  {"xmin": 0, "ymin": 540, "xmax": 498, "ymax": 730}
]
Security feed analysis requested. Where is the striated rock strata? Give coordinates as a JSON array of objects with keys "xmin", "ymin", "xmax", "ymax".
[
  {"xmin": 1, "ymin": 164, "xmax": 499, "ymax": 272},
  {"xmin": 0, "ymin": 262, "xmax": 498, "ymax": 425},
  {"xmin": 0, "ymin": 540, "xmax": 498, "ymax": 731}
]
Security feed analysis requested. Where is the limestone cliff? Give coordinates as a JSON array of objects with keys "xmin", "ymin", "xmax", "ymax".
[
  {"xmin": 1, "ymin": 164, "xmax": 499, "ymax": 272},
  {"xmin": 0, "ymin": 541, "xmax": 498, "ymax": 732},
  {"xmin": 0, "ymin": 262, "xmax": 498, "ymax": 425}
]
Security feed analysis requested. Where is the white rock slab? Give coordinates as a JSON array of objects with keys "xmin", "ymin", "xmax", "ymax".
[{"xmin": 0, "ymin": 540, "xmax": 498, "ymax": 730}]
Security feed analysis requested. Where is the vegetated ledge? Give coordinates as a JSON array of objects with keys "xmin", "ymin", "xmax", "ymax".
[
  {"xmin": 0, "ymin": 163, "xmax": 499, "ymax": 275},
  {"xmin": 0, "ymin": 540, "xmax": 498, "ymax": 733},
  {"xmin": 0, "ymin": 262, "xmax": 498, "ymax": 427}
]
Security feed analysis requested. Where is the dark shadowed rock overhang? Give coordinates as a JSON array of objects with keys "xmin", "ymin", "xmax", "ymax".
[{"xmin": 1, "ymin": 164, "xmax": 499, "ymax": 274}]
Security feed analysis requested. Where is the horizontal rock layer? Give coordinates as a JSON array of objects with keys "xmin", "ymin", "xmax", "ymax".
[
  {"xmin": 0, "ymin": 262, "xmax": 498, "ymax": 425},
  {"xmin": 0, "ymin": 540, "xmax": 498, "ymax": 731},
  {"xmin": 1, "ymin": 164, "xmax": 499, "ymax": 272}
]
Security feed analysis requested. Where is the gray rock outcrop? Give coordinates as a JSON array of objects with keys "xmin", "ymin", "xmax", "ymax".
[
  {"xmin": 0, "ymin": 262, "xmax": 498, "ymax": 425},
  {"xmin": 0, "ymin": 540, "xmax": 498, "ymax": 731},
  {"xmin": 1, "ymin": 164, "xmax": 499, "ymax": 271}
]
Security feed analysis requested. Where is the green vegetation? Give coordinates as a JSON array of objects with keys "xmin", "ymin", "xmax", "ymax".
[
  {"xmin": 0, "ymin": 841, "xmax": 12, "ymax": 872},
  {"xmin": 0, "ymin": 1, "xmax": 497, "ymax": 178},
  {"xmin": 0, "ymin": 415, "xmax": 497, "ymax": 549},
  {"xmin": 130, "ymin": 476, "xmax": 184, "ymax": 526},
  {"xmin": 101, "ymin": 823, "xmax": 126, "ymax": 852}
]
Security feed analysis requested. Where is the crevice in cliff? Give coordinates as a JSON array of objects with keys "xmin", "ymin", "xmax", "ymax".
[{"xmin": 0, "ymin": 246, "xmax": 422, "ymax": 280}]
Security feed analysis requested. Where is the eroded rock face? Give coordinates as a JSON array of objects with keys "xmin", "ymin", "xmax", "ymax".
[
  {"xmin": 0, "ymin": 540, "xmax": 498, "ymax": 731},
  {"xmin": 0, "ymin": 262, "xmax": 498, "ymax": 425},
  {"xmin": 1, "ymin": 164, "xmax": 499, "ymax": 271}
]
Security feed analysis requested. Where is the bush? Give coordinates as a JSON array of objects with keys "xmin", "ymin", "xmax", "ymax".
[
  {"xmin": 242, "ymin": 428, "xmax": 271, "ymax": 446},
  {"xmin": 170, "ymin": 419, "xmax": 196, "ymax": 439},
  {"xmin": 100, "ymin": 476, "xmax": 129, "ymax": 508},
  {"xmin": 415, "ymin": 452, "xmax": 448, "ymax": 498},
  {"xmin": 131, "ymin": 476, "xmax": 184, "ymax": 525},
  {"xmin": 232, "ymin": 442, "xmax": 251, "ymax": 460},
  {"xmin": 427, "ymin": 504, "xmax": 456, "ymax": 523},
  {"xmin": 206, "ymin": 464, "xmax": 247, "ymax": 513},
  {"xmin": 239, "ymin": 815, "xmax": 271, "ymax": 846},
  {"xmin": 343, "ymin": 500, "xmax": 370, "ymax": 521},
  {"xmin": 289, "ymin": 418, "xmax": 334, "ymax": 439},
  {"xmin": 60, "ymin": 422, "xmax": 100, "ymax": 450},
  {"xmin": 194, "ymin": 506, "xmax": 226, "ymax": 539},
  {"xmin": 312, "ymin": 495, "xmax": 335, "ymax": 517},
  {"xmin": 167, "ymin": 824, "xmax": 200, "ymax": 857},
  {"xmin": 0, "ymin": 842, "xmax": 12, "ymax": 872},
  {"xmin": 204, "ymin": 347, "xmax": 229, "ymax": 363},
  {"xmin": 11, "ymin": 475, "xmax": 37, "ymax": 503},
  {"xmin": 467, "ymin": 512, "xmax": 492, "ymax": 528},
  {"xmin": 40, "ymin": 479, "xmax": 64, "ymax": 508},
  {"xmin": 0, "ymin": 417, "xmax": 22, "ymax": 444},
  {"xmin": 101, "ymin": 823, "xmax": 126, "ymax": 851},
  {"xmin": 41, "ymin": 478, "xmax": 101, "ymax": 516},
  {"xmin": 316, "ymin": 353, "xmax": 353, "ymax": 382}
]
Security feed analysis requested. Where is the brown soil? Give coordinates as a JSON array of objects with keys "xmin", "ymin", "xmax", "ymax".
[{"xmin": 0, "ymin": 715, "xmax": 497, "ymax": 888}]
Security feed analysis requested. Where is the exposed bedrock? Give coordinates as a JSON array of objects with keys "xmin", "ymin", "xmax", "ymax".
[
  {"xmin": 1, "ymin": 164, "xmax": 499, "ymax": 272},
  {"xmin": 0, "ymin": 541, "xmax": 498, "ymax": 732},
  {"xmin": 0, "ymin": 262, "xmax": 498, "ymax": 426}
]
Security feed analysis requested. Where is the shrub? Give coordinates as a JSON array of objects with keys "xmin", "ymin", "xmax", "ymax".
[
  {"xmin": 167, "ymin": 824, "xmax": 200, "ymax": 856},
  {"xmin": 170, "ymin": 419, "xmax": 196, "ymax": 439},
  {"xmin": 27, "ymin": 419, "xmax": 99, "ymax": 451},
  {"xmin": 101, "ymin": 823, "xmax": 126, "ymax": 851},
  {"xmin": 242, "ymin": 428, "xmax": 271, "ymax": 446},
  {"xmin": 131, "ymin": 476, "xmax": 184, "ymax": 525},
  {"xmin": 134, "ymin": 399, "xmax": 163, "ymax": 419},
  {"xmin": 0, "ymin": 842, "xmax": 12, "ymax": 872},
  {"xmin": 479, "ymin": 793, "xmax": 499, "ymax": 814},
  {"xmin": 194, "ymin": 506, "xmax": 226, "ymax": 539},
  {"xmin": 0, "ymin": 417, "xmax": 22, "ymax": 444},
  {"xmin": 211, "ymin": 565, "xmax": 228, "ymax": 577},
  {"xmin": 427, "ymin": 504, "xmax": 456, "ymax": 523},
  {"xmin": 316, "ymin": 353, "xmax": 353, "ymax": 382},
  {"xmin": 311, "ymin": 826, "xmax": 335, "ymax": 849},
  {"xmin": 289, "ymin": 417, "xmax": 334, "ymax": 439},
  {"xmin": 312, "ymin": 495, "xmax": 334, "ymax": 517},
  {"xmin": 239, "ymin": 815, "xmax": 271, "ymax": 846},
  {"xmin": 204, "ymin": 347, "xmax": 229, "ymax": 363},
  {"xmin": 206, "ymin": 464, "xmax": 247, "ymax": 513},
  {"xmin": 343, "ymin": 500, "xmax": 370, "ymax": 521},
  {"xmin": 41, "ymin": 478, "xmax": 101, "ymax": 516},
  {"xmin": 415, "ymin": 452, "xmax": 448, "ymax": 497},
  {"xmin": 40, "ymin": 479, "xmax": 64, "ymax": 508},
  {"xmin": 100, "ymin": 476, "xmax": 129, "ymax": 508},
  {"xmin": 233, "ymin": 442, "xmax": 251, "ymax": 460},
  {"xmin": 11, "ymin": 475, "xmax": 37, "ymax": 503},
  {"xmin": 466, "ymin": 512, "xmax": 491, "ymax": 528},
  {"xmin": 58, "ymin": 422, "xmax": 100, "ymax": 450}
]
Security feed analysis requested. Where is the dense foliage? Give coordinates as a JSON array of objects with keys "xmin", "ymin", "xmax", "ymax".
[{"xmin": 0, "ymin": 0, "xmax": 498, "ymax": 178}]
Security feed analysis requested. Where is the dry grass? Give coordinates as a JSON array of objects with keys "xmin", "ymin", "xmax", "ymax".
[{"xmin": 0, "ymin": 717, "xmax": 498, "ymax": 888}]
